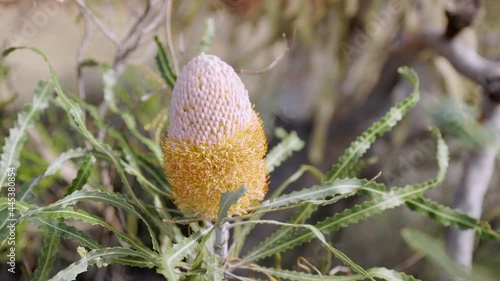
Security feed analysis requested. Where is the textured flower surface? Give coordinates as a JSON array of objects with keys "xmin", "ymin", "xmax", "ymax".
[{"xmin": 162, "ymin": 53, "xmax": 268, "ymax": 220}]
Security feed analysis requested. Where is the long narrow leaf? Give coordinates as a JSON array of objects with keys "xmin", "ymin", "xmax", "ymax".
[
  {"xmin": 406, "ymin": 198, "xmax": 500, "ymax": 240},
  {"xmin": 3, "ymin": 46, "xmax": 162, "ymax": 250},
  {"xmin": 0, "ymin": 80, "xmax": 52, "ymax": 189},
  {"xmin": 243, "ymin": 203, "xmax": 318, "ymax": 263},
  {"xmin": 102, "ymin": 67, "xmax": 163, "ymax": 162},
  {"xmin": 242, "ymin": 266, "xmax": 420, "ymax": 281},
  {"xmin": 48, "ymin": 247, "xmax": 150, "ymax": 281},
  {"xmin": 234, "ymin": 220, "xmax": 374, "ymax": 280},
  {"xmin": 154, "ymin": 36, "xmax": 177, "ymax": 89},
  {"xmin": 31, "ymin": 208, "xmax": 158, "ymax": 263},
  {"xmin": 162, "ymin": 229, "xmax": 210, "ymax": 280},
  {"xmin": 243, "ymin": 179, "xmax": 380, "ymax": 259},
  {"xmin": 325, "ymin": 67, "xmax": 420, "ymax": 181},
  {"xmin": 217, "ymin": 185, "xmax": 248, "ymax": 226},
  {"xmin": 0, "ymin": 199, "xmax": 35, "ymax": 242},
  {"xmin": 31, "ymin": 218, "xmax": 101, "ymax": 250},
  {"xmin": 244, "ymin": 129, "xmax": 448, "ymax": 262},
  {"xmin": 43, "ymin": 148, "xmax": 88, "ymax": 177},
  {"xmin": 66, "ymin": 154, "xmax": 95, "ymax": 195},
  {"xmin": 22, "ymin": 189, "xmax": 139, "ymax": 218},
  {"xmin": 32, "ymin": 221, "xmax": 60, "ymax": 281},
  {"xmin": 266, "ymin": 130, "xmax": 305, "ymax": 173},
  {"xmin": 230, "ymin": 165, "xmax": 322, "ymax": 258},
  {"xmin": 252, "ymin": 178, "xmax": 382, "ymax": 213},
  {"xmin": 205, "ymin": 255, "xmax": 223, "ymax": 281}
]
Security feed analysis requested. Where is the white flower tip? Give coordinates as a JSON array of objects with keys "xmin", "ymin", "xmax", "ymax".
[{"xmin": 168, "ymin": 54, "xmax": 254, "ymax": 145}]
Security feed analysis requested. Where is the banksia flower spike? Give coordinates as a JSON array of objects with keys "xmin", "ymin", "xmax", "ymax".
[{"xmin": 162, "ymin": 53, "xmax": 268, "ymax": 220}]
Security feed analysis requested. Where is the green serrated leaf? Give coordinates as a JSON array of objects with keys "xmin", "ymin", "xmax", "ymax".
[
  {"xmin": 30, "ymin": 208, "xmax": 159, "ymax": 263},
  {"xmin": 245, "ymin": 180, "xmax": 385, "ymax": 261},
  {"xmin": 66, "ymin": 154, "xmax": 96, "ymax": 195},
  {"xmin": 235, "ymin": 219, "xmax": 373, "ymax": 280},
  {"xmin": 2, "ymin": 46, "xmax": 163, "ymax": 250},
  {"xmin": 23, "ymin": 189, "xmax": 137, "ymax": 216},
  {"xmin": 0, "ymin": 199, "xmax": 35, "ymax": 242},
  {"xmin": 325, "ymin": 67, "xmax": 420, "ymax": 181},
  {"xmin": 48, "ymin": 247, "xmax": 149, "ymax": 281},
  {"xmin": 248, "ymin": 182, "xmax": 439, "ymax": 262},
  {"xmin": 44, "ymin": 148, "xmax": 89, "ymax": 177},
  {"xmin": 252, "ymin": 178, "xmax": 379, "ymax": 213},
  {"xmin": 217, "ymin": 185, "xmax": 248, "ymax": 226},
  {"xmin": 32, "ymin": 221, "xmax": 60, "ymax": 281},
  {"xmin": 111, "ymin": 256, "xmax": 155, "ymax": 268},
  {"xmin": 246, "ymin": 129, "xmax": 448, "ymax": 262},
  {"xmin": 0, "ymin": 80, "xmax": 52, "ymax": 189},
  {"xmin": 266, "ymin": 130, "xmax": 305, "ymax": 173},
  {"xmin": 368, "ymin": 267, "xmax": 422, "ymax": 281},
  {"xmin": 406, "ymin": 198, "xmax": 500, "ymax": 240},
  {"xmin": 120, "ymin": 112, "xmax": 163, "ymax": 163},
  {"xmin": 117, "ymin": 133, "xmax": 182, "ymax": 240},
  {"xmin": 244, "ymin": 203, "xmax": 318, "ymax": 262},
  {"xmin": 154, "ymin": 36, "xmax": 177, "ymax": 89},
  {"xmin": 229, "ymin": 165, "xmax": 325, "ymax": 258},
  {"xmin": 162, "ymin": 230, "xmax": 207, "ymax": 280},
  {"xmin": 242, "ymin": 266, "xmax": 421, "ymax": 281},
  {"xmin": 20, "ymin": 190, "xmax": 160, "ymax": 256},
  {"xmin": 101, "ymin": 67, "xmax": 163, "ymax": 163},
  {"xmin": 205, "ymin": 255, "xmax": 224, "ymax": 281},
  {"xmin": 397, "ymin": 66, "xmax": 419, "ymax": 86},
  {"xmin": 121, "ymin": 159, "xmax": 169, "ymax": 196},
  {"xmin": 31, "ymin": 218, "xmax": 100, "ymax": 250}
]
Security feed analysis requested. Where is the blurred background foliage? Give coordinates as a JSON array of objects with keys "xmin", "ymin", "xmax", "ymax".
[{"xmin": 0, "ymin": 0, "xmax": 499, "ymax": 280}]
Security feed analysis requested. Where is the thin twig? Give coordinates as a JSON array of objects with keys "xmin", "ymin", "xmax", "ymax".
[
  {"xmin": 124, "ymin": 0, "xmax": 152, "ymax": 41},
  {"xmin": 352, "ymin": 1, "xmax": 500, "ymax": 277},
  {"xmin": 238, "ymin": 33, "xmax": 290, "ymax": 75},
  {"xmin": 93, "ymin": 0, "xmax": 167, "ymax": 141},
  {"xmin": 143, "ymin": 1, "xmax": 168, "ymax": 34},
  {"xmin": 445, "ymin": 100, "xmax": 500, "ymax": 272},
  {"xmin": 215, "ymin": 222, "xmax": 230, "ymax": 265},
  {"xmin": 74, "ymin": 0, "xmax": 120, "ymax": 47},
  {"xmin": 76, "ymin": 8, "xmax": 91, "ymax": 100},
  {"xmin": 112, "ymin": 0, "xmax": 154, "ymax": 73},
  {"xmin": 113, "ymin": 0, "xmax": 167, "ymax": 74},
  {"xmin": 394, "ymin": 252, "xmax": 424, "ymax": 271},
  {"xmin": 165, "ymin": 0, "xmax": 180, "ymax": 73}
]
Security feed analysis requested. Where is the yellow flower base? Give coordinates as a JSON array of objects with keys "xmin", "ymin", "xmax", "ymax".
[{"xmin": 162, "ymin": 113, "xmax": 268, "ymax": 220}]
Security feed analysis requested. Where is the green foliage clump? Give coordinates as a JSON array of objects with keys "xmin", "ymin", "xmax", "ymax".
[{"xmin": 0, "ymin": 42, "xmax": 499, "ymax": 281}]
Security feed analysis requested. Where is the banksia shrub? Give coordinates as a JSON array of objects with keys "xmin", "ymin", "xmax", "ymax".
[{"xmin": 162, "ymin": 53, "xmax": 268, "ymax": 220}]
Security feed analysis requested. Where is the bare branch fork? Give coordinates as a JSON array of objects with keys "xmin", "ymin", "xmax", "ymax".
[
  {"xmin": 430, "ymin": 1, "xmax": 500, "ymax": 277},
  {"xmin": 328, "ymin": 0, "xmax": 497, "ymax": 277},
  {"xmin": 71, "ymin": 1, "xmax": 171, "ymax": 229},
  {"xmin": 377, "ymin": 0, "xmax": 499, "ymax": 277},
  {"xmin": 73, "ymin": 0, "xmax": 169, "ymax": 143},
  {"xmin": 332, "ymin": 0, "xmax": 498, "ymax": 138}
]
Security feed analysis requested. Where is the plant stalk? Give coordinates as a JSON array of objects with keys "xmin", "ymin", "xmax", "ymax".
[{"xmin": 215, "ymin": 222, "xmax": 229, "ymax": 264}]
